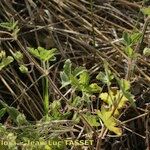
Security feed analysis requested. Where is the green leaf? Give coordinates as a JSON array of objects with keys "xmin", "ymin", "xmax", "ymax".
[
  {"xmin": 79, "ymin": 71, "xmax": 90, "ymax": 86},
  {"xmin": 83, "ymin": 113, "xmax": 100, "ymax": 127},
  {"xmin": 89, "ymin": 83, "xmax": 101, "ymax": 93},
  {"xmin": 96, "ymin": 71, "xmax": 113, "ymax": 86},
  {"xmin": 13, "ymin": 51, "xmax": 23, "ymax": 61},
  {"xmin": 0, "ymin": 56, "xmax": 14, "ymax": 71},
  {"xmin": 143, "ymin": 47, "xmax": 150, "ymax": 56},
  {"xmin": 71, "ymin": 96, "xmax": 82, "ymax": 107},
  {"xmin": 141, "ymin": 7, "xmax": 150, "ymax": 16},
  {"xmin": 124, "ymin": 46, "xmax": 134, "ymax": 58},
  {"xmin": 117, "ymin": 78, "xmax": 136, "ymax": 107},
  {"xmin": 0, "ymin": 108, "xmax": 6, "ymax": 119},
  {"xmin": 0, "ymin": 101, "xmax": 21, "ymax": 123},
  {"xmin": 28, "ymin": 47, "xmax": 57, "ymax": 62},
  {"xmin": 70, "ymin": 74, "xmax": 80, "ymax": 89},
  {"xmin": 50, "ymin": 101, "xmax": 61, "ymax": 110},
  {"xmin": 63, "ymin": 59, "xmax": 72, "ymax": 77},
  {"xmin": 123, "ymin": 32, "xmax": 141, "ymax": 46},
  {"xmin": 16, "ymin": 113, "xmax": 28, "ymax": 125},
  {"xmin": 7, "ymin": 107, "xmax": 20, "ymax": 122},
  {"xmin": 97, "ymin": 108, "xmax": 122, "ymax": 136},
  {"xmin": 119, "ymin": 79, "xmax": 130, "ymax": 91},
  {"xmin": 130, "ymin": 32, "xmax": 142, "ymax": 44},
  {"xmin": 123, "ymin": 32, "xmax": 131, "ymax": 46},
  {"xmin": 0, "ymin": 20, "xmax": 18, "ymax": 31},
  {"xmin": 96, "ymin": 72, "xmax": 107, "ymax": 83},
  {"xmin": 19, "ymin": 65, "xmax": 28, "ymax": 73},
  {"xmin": 99, "ymin": 92, "xmax": 113, "ymax": 105},
  {"xmin": 60, "ymin": 71, "xmax": 71, "ymax": 88},
  {"xmin": 72, "ymin": 66, "xmax": 86, "ymax": 77},
  {"xmin": 97, "ymin": 61, "xmax": 114, "ymax": 86},
  {"xmin": 38, "ymin": 47, "xmax": 56, "ymax": 62}
]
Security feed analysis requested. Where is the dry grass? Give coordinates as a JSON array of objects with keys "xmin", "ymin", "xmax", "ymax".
[{"xmin": 0, "ymin": 0, "xmax": 150, "ymax": 150}]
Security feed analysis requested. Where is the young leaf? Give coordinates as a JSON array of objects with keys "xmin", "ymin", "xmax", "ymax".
[
  {"xmin": 38, "ymin": 47, "xmax": 56, "ymax": 62},
  {"xmin": 16, "ymin": 113, "xmax": 28, "ymax": 125},
  {"xmin": 63, "ymin": 59, "xmax": 72, "ymax": 77},
  {"xmin": 96, "ymin": 70, "xmax": 113, "ymax": 86},
  {"xmin": 83, "ymin": 113, "xmax": 100, "ymax": 127},
  {"xmin": 71, "ymin": 96, "xmax": 82, "ymax": 107},
  {"xmin": 70, "ymin": 74, "xmax": 80, "ymax": 89},
  {"xmin": 50, "ymin": 101, "xmax": 61, "ymax": 110},
  {"xmin": 73, "ymin": 66, "xmax": 86, "ymax": 77},
  {"xmin": 19, "ymin": 65, "xmax": 28, "ymax": 73},
  {"xmin": 130, "ymin": 32, "xmax": 142, "ymax": 44},
  {"xmin": 119, "ymin": 79, "xmax": 130, "ymax": 91},
  {"xmin": 124, "ymin": 46, "xmax": 134, "ymax": 58},
  {"xmin": 123, "ymin": 32, "xmax": 131, "ymax": 46},
  {"xmin": 0, "ymin": 20, "xmax": 18, "ymax": 31},
  {"xmin": 117, "ymin": 78, "xmax": 136, "ymax": 107},
  {"xmin": 97, "ymin": 61, "xmax": 114, "ymax": 86},
  {"xmin": 97, "ymin": 108, "xmax": 122, "ymax": 136},
  {"xmin": 28, "ymin": 47, "xmax": 57, "ymax": 62},
  {"xmin": 60, "ymin": 71, "xmax": 71, "ymax": 88},
  {"xmin": 79, "ymin": 71, "xmax": 90, "ymax": 86},
  {"xmin": 6, "ymin": 107, "xmax": 20, "ymax": 122},
  {"xmin": 100, "ymin": 90, "xmax": 128, "ymax": 116},
  {"xmin": 96, "ymin": 72, "xmax": 108, "ymax": 84},
  {"xmin": 89, "ymin": 83, "xmax": 102, "ymax": 93},
  {"xmin": 0, "ymin": 56, "xmax": 14, "ymax": 71},
  {"xmin": 13, "ymin": 51, "xmax": 23, "ymax": 61},
  {"xmin": 99, "ymin": 92, "xmax": 113, "ymax": 105},
  {"xmin": 0, "ymin": 100, "xmax": 21, "ymax": 123}
]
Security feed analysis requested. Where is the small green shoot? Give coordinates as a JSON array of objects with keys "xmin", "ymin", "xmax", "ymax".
[
  {"xmin": 13, "ymin": 51, "xmax": 28, "ymax": 74},
  {"xmin": 0, "ymin": 51, "xmax": 14, "ymax": 71},
  {"xmin": 0, "ymin": 19, "xmax": 20, "ymax": 40},
  {"xmin": 28, "ymin": 47, "xmax": 57, "ymax": 62},
  {"xmin": 28, "ymin": 47, "xmax": 57, "ymax": 121},
  {"xmin": 122, "ymin": 31, "xmax": 141, "ymax": 58}
]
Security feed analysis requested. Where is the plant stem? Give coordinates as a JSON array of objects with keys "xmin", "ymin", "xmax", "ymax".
[{"xmin": 42, "ymin": 61, "xmax": 49, "ymax": 120}]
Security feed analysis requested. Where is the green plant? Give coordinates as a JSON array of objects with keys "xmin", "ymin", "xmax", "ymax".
[
  {"xmin": 60, "ymin": 60, "xmax": 135, "ymax": 136},
  {"xmin": 28, "ymin": 47, "xmax": 57, "ymax": 120},
  {"xmin": 13, "ymin": 51, "xmax": 29, "ymax": 73},
  {"xmin": 0, "ymin": 19, "xmax": 20, "ymax": 40},
  {"xmin": 96, "ymin": 61, "xmax": 134, "ymax": 136},
  {"xmin": 122, "ymin": 31, "xmax": 142, "ymax": 80},
  {"xmin": 0, "ymin": 100, "xmax": 28, "ymax": 126},
  {"xmin": 0, "ymin": 51, "xmax": 14, "ymax": 71}
]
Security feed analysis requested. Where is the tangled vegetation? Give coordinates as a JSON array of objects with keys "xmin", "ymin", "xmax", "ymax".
[{"xmin": 0, "ymin": 0, "xmax": 150, "ymax": 150}]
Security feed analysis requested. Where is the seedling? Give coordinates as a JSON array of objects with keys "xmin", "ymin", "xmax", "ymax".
[
  {"xmin": 28, "ymin": 47, "xmax": 57, "ymax": 120},
  {"xmin": 0, "ymin": 19, "xmax": 20, "ymax": 40}
]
